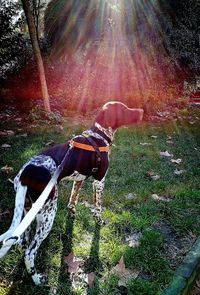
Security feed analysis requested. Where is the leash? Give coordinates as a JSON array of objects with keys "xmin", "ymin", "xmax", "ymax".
[{"xmin": 0, "ymin": 146, "xmax": 72, "ymax": 259}]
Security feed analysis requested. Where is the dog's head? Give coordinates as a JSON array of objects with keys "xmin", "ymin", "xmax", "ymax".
[{"xmin": 95, "ymin": 101, "xmax": 143, "ymax": 130}]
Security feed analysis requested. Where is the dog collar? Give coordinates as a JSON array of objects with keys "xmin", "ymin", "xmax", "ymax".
[
  {"xmin": 92, "ymin": 122, "xmax": 114, "ymax": 144},
  {"xmin": 70, "ymin": 140, "xmax": 109, "ymax": 152}
]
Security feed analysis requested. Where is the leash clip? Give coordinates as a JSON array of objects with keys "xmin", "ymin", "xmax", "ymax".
[{"xmin": 3, "ymin": 236, "xmax": 20, "ymax": 245}]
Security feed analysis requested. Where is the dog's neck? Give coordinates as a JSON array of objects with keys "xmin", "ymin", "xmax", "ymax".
[{"xmin": 91, "ymin": 122, "xmax": 114, "ymax": 145}]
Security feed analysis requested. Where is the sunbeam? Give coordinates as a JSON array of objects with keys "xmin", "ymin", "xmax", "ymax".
[{"xmin": 44, "ymin": 0, "xmax": 176, "ymax": 113}]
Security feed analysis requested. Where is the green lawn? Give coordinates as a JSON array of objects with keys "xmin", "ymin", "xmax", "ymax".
[{"xmin": 0, "ymin": 109, "xmax": 200, "ymax": 295}]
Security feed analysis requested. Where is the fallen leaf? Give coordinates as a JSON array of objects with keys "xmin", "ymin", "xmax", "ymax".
[
  {"xmin": 125, "ymin": 193, "xmax": 136, "ymax": 200},
  {"xmin": 140, "ymin": 142, "xmax": 151, "ymax": 146},
  {"xmin": 17, "ymin": 133, "xmax": 28, "ymax": 138},
  {"xmin": 15, "ymin": 117, "xmax": 22, "ymax": 122},
  {"xmin": 150, "ymin": 135, "xmax": 158, "ymax": 139},
  {"xmin": 6, "ymin": 130, "xmax": 15, "ymax": 136},
  {"xmin": 151, "ymin": 175, "xmax": 160, "ymax": 181},
  {"xmin": 112, "ymin": 256, "xmax": 140, "ymax": 287},
  {"xmin": 0, "ymin": 130, "xmax": 15, "ymax": 136},
  {"xmin": 189, "ymin": 120, "xmax": 195, "ymax": 125},
  {"xmin": 1, "ymin": 165, "xmax": 13, "ymax": 173},
  {"xmin": 151, "ymin": 194, "xmax": 170, "ymax": 202},
  {"xmin": 125, "ymin": 233, "xmax": 142, "ymax": 248},
  {"xmin": 167, "ymin": 136, "xmax": 172, "ymax": 140},
  {"xmin": 112, "ymin": 256, "xmax": 126, "ymax": 274},
  {"xmin": 145, "ymin": 171, "xmax": 160, "ymax": 181},
  {"xmin": 45, "ymin": 140, "xmax": 55, "ymax": 146},
  {"xmin": 118, "ymin": 270, "xmax": 139, "ymax": 287},
  {"xmin": 170, "ymin": 159, "xmax": 182, "ymax": 164},
  {"xmin": 85, "ymin": 272, "xmax": 95, "ymax": 287},
  {"xmin": 1, "ymin": 144, "xmax": 11, "ymax": 148},
  {"xmin": 68, "ymin": 260, "xmax": 80, "ymax": 274},
  {"xmin": 174, "ymin": 169, "xmax": 186, "ymax": 175},
  {"xmin": 166, "ymin": 140, "xmax": 174, "ymax": 144},
  {"xmin": 64, "ymin": 252, "xmax": 75, "ymax": 265},
  {"xmin": 160, "ymin": 151, "xmax": 173, "ymax": 157},
  {"xmin": 63, "ymin": 252, "xmax": 84, "ymax": 274}
]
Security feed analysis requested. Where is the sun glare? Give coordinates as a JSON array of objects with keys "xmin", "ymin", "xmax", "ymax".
[{"xmin": 46, "ymin": 0, "xmax": 171, "ymax": 113}]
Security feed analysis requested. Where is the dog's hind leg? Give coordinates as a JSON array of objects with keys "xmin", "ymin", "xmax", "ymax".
[
  {"xmin": 17, "ymin": 209, "xmax": 31, "ymax": 250},
  {"xmin": 24, "ymin": 195, "xmax": 58, "ymax": 285},
  {"xmin": 0, "ymin": 183, "xmax": 27, "ymax": 243},
  {"xmin": 67, "ymin": 181, "xmax": 83, "ymax": 217}
]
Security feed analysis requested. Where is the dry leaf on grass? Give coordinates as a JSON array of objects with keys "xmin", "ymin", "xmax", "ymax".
[
  {"xmin": 125, "ymin": 193, "xmax": 136, "ymax": 200},
  {"xmin": 145, "ymin": 171, "xmax": 160, "ymax": 181},
  {"xmin": 112, "ymin": 256, "xmax": 140, "ymax": 287},
  {"xmin": 17, "ymin": 133, "xmax": 28, "ymax": 138},
  {"xmin": 0, "ymin": 130, "xmax": 15, "ymax": 136},
  {"xmin": 6, "ymin": 130, "xmax": 15, "ymax": 136},
  {"xmin": 170, "ymin": 159, "xmax": 182, "ymax": 164},
  {"xmin": 174, "ymin": 169, "xmax": 186, "ymax": 175},
  {"xmin": 139, "ymin": 142, "xmax": 152, "ymax": 146},
  {"xmin": 160, "ymin": 151, "xmax": 173, "ymax": 157},
  {"xmin": 63, "ymin": 252, "xmax": 84, "ymax": 274},
  {"xmin": 85, "ymin": 272, "xmax": 95, "ymax": 288},
  {"xmin": 151, "ymin": 194, "xmax": 170, "ymax": 202},
  {"xmin": 1, "ymin": 165, "xmax": 13, "ymax": 173},
  {"xmin": 151, "ymin": 175, "xmax": 160, "ymax": 180},
  {"xmin": 167, "ymin": 136, "xmax": 172, "ymax": 140},
  {"xmin": 45, "ymin": 140, "xmax": 55, "ymax": 146},
  {"xmin": 1, "ymin": 144, "xmax": 11, "ymax": 148},
  {"xmin": 125, "ymin": 233, "xmax": 142, "ymax": 248}
]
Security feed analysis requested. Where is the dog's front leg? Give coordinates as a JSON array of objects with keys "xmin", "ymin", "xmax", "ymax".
[
  {"xmin": 68, "ymin": 181, "xmax": 83, "ymax": 217},
  {"xmin": 92, "ymin": 178, "xmax": 105, "ymax": 223}
]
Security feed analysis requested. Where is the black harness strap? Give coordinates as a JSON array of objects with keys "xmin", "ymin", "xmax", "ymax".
[{"xmin": 83, "ymin": 136, "xmax": 103, "ymax": 173}]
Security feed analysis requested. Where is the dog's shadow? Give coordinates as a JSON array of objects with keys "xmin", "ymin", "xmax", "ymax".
[
  {"xmin": 85, "ymin": 222, "xmax": 102, "ymax": 294},
  {"xmin": 57, "ymin": 216, "xmax": 102, "ymax": 295},
  {"xmin": 57, "ymin": 214, "xmax": 74, "ymax": 295}
]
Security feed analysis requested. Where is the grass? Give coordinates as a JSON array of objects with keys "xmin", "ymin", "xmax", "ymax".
[{"xmin": 0, "ymin": 109, "xmax": 200, "ymax": 294}]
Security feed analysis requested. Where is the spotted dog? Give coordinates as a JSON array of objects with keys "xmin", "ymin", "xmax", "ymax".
[{"xmin": 0, "ymin": 101, "xmax": 143, "ymax": 285}]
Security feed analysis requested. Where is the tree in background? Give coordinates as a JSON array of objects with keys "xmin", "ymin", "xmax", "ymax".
[
  {"xmin": 21, "ymin": 0, "xmax": 51, "ymax": 112},
  {"xmin": 0, "ymin": 0, "xmax": 27, "ymax": 81},
  {"xmin": 159, "ymin": 0, "xmax": 200, "ymax": 79}
]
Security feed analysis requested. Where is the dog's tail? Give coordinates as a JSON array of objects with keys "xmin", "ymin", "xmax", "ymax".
[{"xmin": 0, "ymin": 182, "xmax": 27, "ymax": 243}]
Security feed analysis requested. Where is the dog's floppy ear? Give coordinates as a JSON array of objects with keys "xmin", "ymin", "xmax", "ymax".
[{"xmin": 95, "ymin": 107, "xmax": 117, "ymax": 129}]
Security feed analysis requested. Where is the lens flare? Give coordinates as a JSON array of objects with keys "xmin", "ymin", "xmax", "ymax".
[{"xmin": 16, "ymin": 0, "xmax": 177, "ymax": 113}]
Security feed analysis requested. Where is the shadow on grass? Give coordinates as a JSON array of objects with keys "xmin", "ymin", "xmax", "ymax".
[
  {"xmin": 5, "ymin": 235, "xmax": 52, "ymax": 295},
  {"xmin": 57, "ymin": 214, "xmax": 74, "ymax": 295},
  {"xmin": 85, "ymin": 222, "xmax": 102, "ymax": 295}
]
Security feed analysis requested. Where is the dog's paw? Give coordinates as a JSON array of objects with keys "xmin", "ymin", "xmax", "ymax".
[
  {"xmin": 92, "ymin": 206, "xmax": 103, "ymax": 225},
  {"xmin": 67, "ymin": 204, "xmax": 76, "ymax": 218},
  {"xmin": 32, "ymin": 273, "xmax": 47, "ymax": 285}
]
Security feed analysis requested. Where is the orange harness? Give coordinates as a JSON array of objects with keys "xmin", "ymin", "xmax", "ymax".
[{"xmin": 70, "ymin": 140, "xmax": 109, "ymax": 153}]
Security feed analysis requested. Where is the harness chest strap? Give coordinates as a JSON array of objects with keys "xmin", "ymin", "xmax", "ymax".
[{"xmin": 70, "ymin": 140, "xmax": 109, "ymax": 152}]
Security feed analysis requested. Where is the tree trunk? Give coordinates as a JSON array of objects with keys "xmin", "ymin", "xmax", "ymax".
[{"xmin": 21, "ymin": 0, "xmax": 51, "ymax": 112}]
